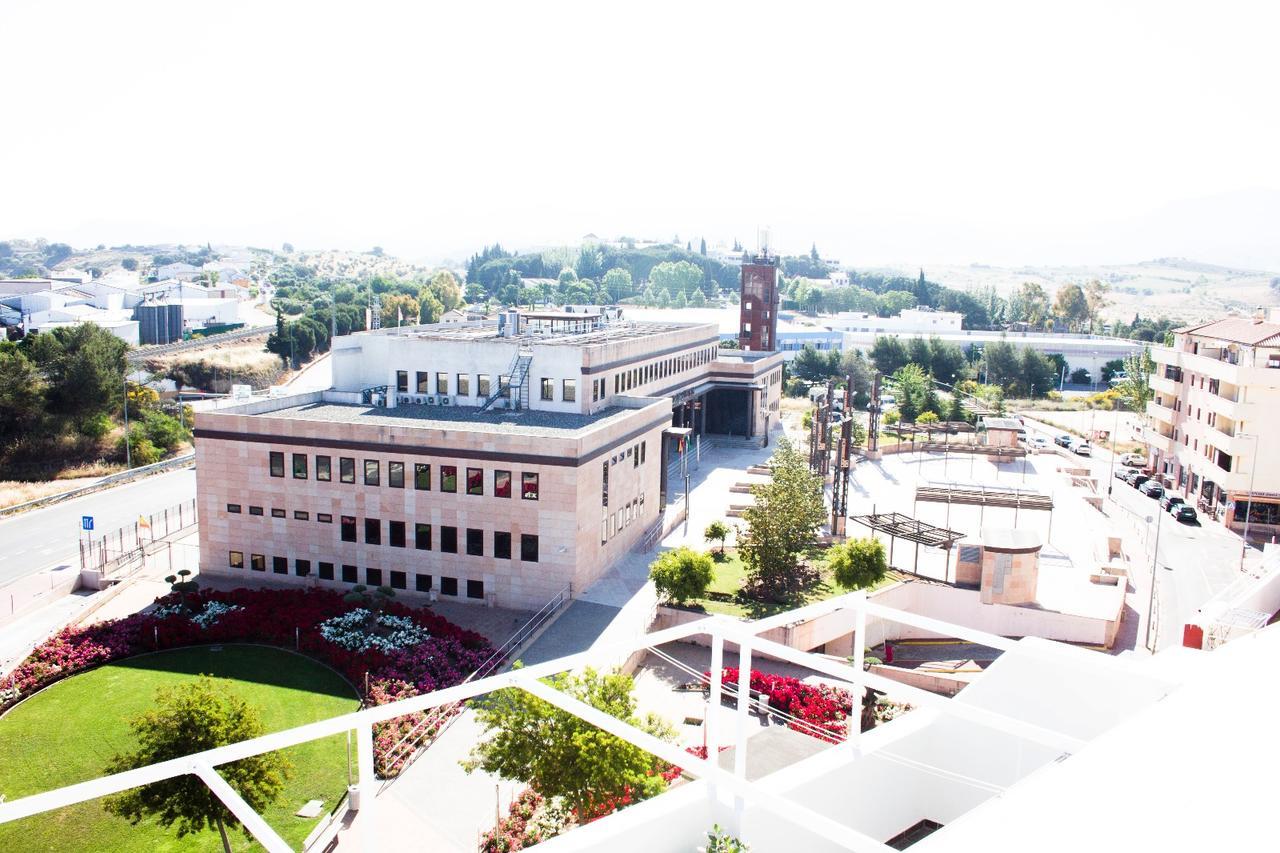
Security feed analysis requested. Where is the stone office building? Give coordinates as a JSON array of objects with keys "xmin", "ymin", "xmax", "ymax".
[{"xmin": 195, "ymin": 310, "xmax": 783, "ymax": 610}]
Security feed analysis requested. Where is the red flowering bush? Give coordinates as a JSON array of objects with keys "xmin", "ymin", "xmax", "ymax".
[
  {"xmin": 711, "ymin": 668, "xmax": 852, "ymax": 742},
  {"xmin": 0, "ymin": 587, "xmax": 495, "ymax": 775}
]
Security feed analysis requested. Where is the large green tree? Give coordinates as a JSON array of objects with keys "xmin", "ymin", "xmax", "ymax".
[
  {"xmin": 1053, "ymin": 283, "xmax": 1089, "ymax": 331},
  {"xmin": 426, "ymin": 269, "xmax": 463, "ymax": 312},
  {"xmin": 601, "ymin": 267, "xmax": 633, "ymax": 303},
  {"xmin": 891, "ymin": 363, "xmax": 931, "ymax": 423},
  {"xmin": 104, "ymin": 678, "xmax": 290, "ymax": 853},
  {"xmin": 466, "ymin": 667, "xmax": 676, "ymax": 816},
  {"xmin": 1117, "ymin": 348, "xmax": 1156, "ymax": 411},
  {"xmin": 1018, "ymin": 348, "xmax": 1057, "ymax": 398},
  {"xmin": 869, "ymin": 336, "xmax": 908, "ymax": 377},
  {"xmin": 981, "ymin": 340, "xmax": 1021, "ymax": 391},
  {"xmin": 739, "ymin": 438, "xmax": 827, "ymax": 601},
  {"xmin": 23, "ymin": 323, "xmax": 127, "ymax": 425},
  {"xmin": 0, "ymin": 347, "xmax": 45, "ymax": 440}
]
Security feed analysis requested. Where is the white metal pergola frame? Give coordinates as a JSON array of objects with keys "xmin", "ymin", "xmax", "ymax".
[{"xmin": 0, "ymin": 592, "xmax": 1154, "ymax": 852}]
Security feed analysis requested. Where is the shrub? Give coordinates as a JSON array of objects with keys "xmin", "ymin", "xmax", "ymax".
[
  {"xmin": 77, "ymin": 412, "xmax": 114, "ymax": 439},
  {"xmin": 883, "ymin": 409, "xmax": 900, "ymax": 426},
  {"xmin": 916, "ymin": 411, "xmax": 939, "ymax": 424},
  {"xmin": 704, "ymin": 520, "xmax": 729, "ymax": 555},
  {"xmin": 649, "ymin": 547, "xmax": 714, "ymax": 605},
  {"xmin": 117, "ymin": 428, "xmax": 162, "ymax": 465},
  {"xmin": 828, "ymin": 537, "xmax": 889, "ymax": 590},
  {"xmin": 141, "ymin": 410, "xmax": 188, "ymax": 450}
]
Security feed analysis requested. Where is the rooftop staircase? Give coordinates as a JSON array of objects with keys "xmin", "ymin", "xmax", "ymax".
[{"xmin": 478, "ymin": 350, "xmax": 532, "ymax": 413}]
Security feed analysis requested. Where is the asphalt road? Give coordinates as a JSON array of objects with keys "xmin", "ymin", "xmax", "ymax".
[
  {"xmin": 0, "ymin": 467, "xmax": 197, "ymax": 588},
  {"xmin": 1020, "ymin": 414, "xmax": 1245, "ymax": 650}
]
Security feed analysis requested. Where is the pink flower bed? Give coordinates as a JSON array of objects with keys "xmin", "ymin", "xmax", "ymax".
[
  {"xmin": 0, "ymin": 587, "xmax": 495, "ymax": 776},
  {"xmin": 712, "ymin": 668, "xmax": 852, "ymax": 742}
]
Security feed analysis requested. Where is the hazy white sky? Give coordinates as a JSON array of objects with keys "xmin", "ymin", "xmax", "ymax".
[{"xmin": 3, "ymin": 1, "xmax": 1278, "ymax": 268}]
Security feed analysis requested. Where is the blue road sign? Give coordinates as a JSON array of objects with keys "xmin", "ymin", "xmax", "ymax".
[{"xmin": 81, "ymin": 516, "xmax": 94, "ymax": 531}]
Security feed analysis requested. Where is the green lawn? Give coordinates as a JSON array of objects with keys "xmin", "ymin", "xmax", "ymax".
[
  {"xmin": 686, "ymin": 549, "xmax": 898, "ymax": 619},
  {"xmin": 0, "ymin": 645, "xmax": 359, "ymax": 852}
]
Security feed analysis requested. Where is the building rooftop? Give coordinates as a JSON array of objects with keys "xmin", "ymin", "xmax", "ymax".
[
  {"xmin": 256, "ymin": 399, "xmax": 644, "ymax": 436},
  {"xmin": 1175, "ymin": 316, "xmax": 1280, "ymax": 346},
  {"xmin": 372, "ymin": 318, "xmax": 713, "ymax": 348}
]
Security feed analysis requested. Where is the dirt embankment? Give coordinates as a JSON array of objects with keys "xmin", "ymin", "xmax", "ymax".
[{"xmin": 145, "ymin": 338, "xmax": 285, "ymax": 392}]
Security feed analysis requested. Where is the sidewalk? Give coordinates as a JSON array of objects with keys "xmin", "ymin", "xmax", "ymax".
[{"xmin": 0, "ymin": 533, "xmax": 192, "ymax": 676}]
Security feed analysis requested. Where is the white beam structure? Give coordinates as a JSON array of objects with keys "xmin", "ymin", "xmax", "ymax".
[{"xmin": 192, "ymin": 762, "xmax": 292, "ymax": 853}]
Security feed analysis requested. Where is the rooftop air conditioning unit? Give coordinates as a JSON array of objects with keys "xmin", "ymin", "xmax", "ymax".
[
  {"xmin": 425, "ymin": 396, "xmax": 436, "ymax": 405},
  {"xmin": 440, "ymin": 397, "xmax": 451, "ymax": 406},
  {"xmin": 397, "ymin": 394, "xmax": 411, "ymax": 405}
]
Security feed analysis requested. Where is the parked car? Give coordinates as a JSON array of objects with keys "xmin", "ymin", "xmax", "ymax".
[
  {"xmin": 1120, "ymin": 452, "xmax": 1146, "ymax": 467},
  {"xmin": 1161, "ymin": 494, "xmax": 1184, "ymax": 512},
  {"xmin": 1173, "ymin": 505, "xmax": 1199, "ymax": 523},
  {"xmin": 1054, "ymin": 434, "xmax": 1073, "ymax": 448},
  {"xmin": 1029, "ymin": 436, "xmax": 1050, "ymax": 450},
  {"xmin": 1130, "ymin": 473, "xmax": 1151, "ymax": 489},
  {"xmin": 1114, "ymin": 466, "xmax": 1131, "ymax": 480},
  {"xmin": 1141, "ymin": 480, "xmax": 1165, "ymax": 498},
  {"xmin": 1071, "ymin": 440, "xmax": 1092, "ymax": 456}
]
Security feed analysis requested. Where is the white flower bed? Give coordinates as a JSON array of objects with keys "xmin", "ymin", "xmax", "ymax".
[
  {"xmin": 318, "ymin": 609, "xmax": 431, "ymax": 653},
  {"xmin": 151, "ymin": 600, "xmax": 241, "ymax": 629}
]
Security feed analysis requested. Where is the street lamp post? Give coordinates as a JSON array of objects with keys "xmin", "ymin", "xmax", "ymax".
[
  {"xmin": 1145, "ymin": 511, "xmax": 1163, "ymax": 651},
  {"xmin": 1238, "ymin": 434, "xmax": 1259, "ymax": 573},
  {"xmin": 1106, "ymin": 397, "xmax": 1120, "ymax": 498}
]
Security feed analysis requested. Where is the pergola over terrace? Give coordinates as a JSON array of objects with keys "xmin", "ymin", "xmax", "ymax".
[
  {"xmin": 849, "ymin": 511, "xmax": 966, "ymax": 581},
  {"xmin": 914, "ymin": 483, "xmax": 1055, "ymax": 534}
]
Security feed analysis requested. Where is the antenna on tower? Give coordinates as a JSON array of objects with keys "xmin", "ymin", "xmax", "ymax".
[
  {"xmin": 368, "ymin": 292, "xmax": 381, "ymax": 330},
  {"xmin": 756, "ymin": 226, "xmax": 771, "ymax": 259}
]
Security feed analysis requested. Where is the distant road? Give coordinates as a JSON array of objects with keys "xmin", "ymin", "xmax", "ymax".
[{"xmin": 0, "ymin": 467, "xmax": 197, "ymax": 588}]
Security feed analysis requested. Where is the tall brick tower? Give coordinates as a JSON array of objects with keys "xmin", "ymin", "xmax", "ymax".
[{"xmin": 737, "ymin": 247, "xmax": 780, "ymax": 351}]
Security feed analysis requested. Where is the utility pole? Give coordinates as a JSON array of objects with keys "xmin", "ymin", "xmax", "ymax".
[
  {"xmin": 1239, "ymin": 434, "xmax": 1259, "ymax": 573},
  {"xmin": 122, "ymin": 374, "xmax": 132, "ymax": 469}
]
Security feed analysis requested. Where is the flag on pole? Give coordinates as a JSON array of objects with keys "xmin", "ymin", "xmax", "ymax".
[
  {"xmin": 138, "ymin": 515, "xmax": 150, "ymax": 529},
  {"xmin": 397, "ymin": 306, "xmax": 403, "ymax": 328}
]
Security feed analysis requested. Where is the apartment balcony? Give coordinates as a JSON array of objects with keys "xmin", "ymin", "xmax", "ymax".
[
  {"xmin": 1151, "ymin": 345, "xmax": 1181, "ymax": 368},
  {"xmin": 1149, "ymin": 374, "xmax": 1180, "ymax": 397},
  {"xmin": 1202, "ymin": 392, "xmax": 1257, "ymax": 424},
  {"xmin": 1182, "ymin": 351, "xmax": 1280, "ymax": 389},
  {"xmin": 1146, "ymin": 400, "xmax": 1175, "ymax": 426},
  {"xmin": 1209, "ymin": 429, "xmax": 1261, "ymax": 463},
  {"xmin": 1142, "ymin": 428, "xmax": 1174, "ymax": 456}
]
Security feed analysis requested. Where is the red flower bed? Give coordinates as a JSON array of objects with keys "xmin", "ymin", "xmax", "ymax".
[
  {"xmin": 711, "ymin": 668, "xmax": 852, "ymax": 742},
  {"xmin": 0, "ymin": 587, "xmax": 495, "ymax": 776}
]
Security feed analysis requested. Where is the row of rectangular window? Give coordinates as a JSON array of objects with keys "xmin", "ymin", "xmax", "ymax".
[
  {"xmin": 610, "ymin": 345, "xmax": 717, "ymax": 395},
  {"xmin": 337, "ymin": 518, "xmax": 537, "ymax": 561},
  {"xmin": 229, "ymin": 504, "xmax": 333, "ymax": 523},
  {"xmin": 395, "ymin": 371, "xmax": 487, "ymax": 398},
  {"xmin": 539, "ymin": 377, "xmax": 576, "ymax": 402},
  {"xmin": 602, "ymin": 495, "xmax": 645, "ymax": 544},
  {"xmin": 227, "ymin": 505, "xmax": 537, "ymax": 561},
  {"xmin": 226, "ymin": 552, "xmax": 486, "ymax": 599},
  {"xmin": 268, "ymin": 453, "xmax": 538, "ymax": 498}
]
